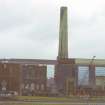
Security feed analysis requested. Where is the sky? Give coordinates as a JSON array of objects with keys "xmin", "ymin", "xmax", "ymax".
[{"xmin": 0, "ymin": 0, "xmax": 105, "ymax": 77}]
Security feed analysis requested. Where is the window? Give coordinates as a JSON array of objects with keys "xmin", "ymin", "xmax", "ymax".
[
  {"xmin": 3, "ymin": 64, "xmax": 7, "ymax": 69},
  {"xmin": 1, "ymin": 80, "xmax": 7, "ymax": 91},
  {"xmin": 36, "ymin": 84, "xmax": 39, "ymax": 90},
  {"xmin": 78, "ymin": 66, "xmax": 89, "ymax": 86},
  {"xmin": 41, "ymin": 84, "xmax": 44, "ymax": 91},
  {"xmin": 95, "ymin": 67, "xmax": 105, "ymax": 76},
  {"xmin": 30, "ymin": 83, "xmax": 35, "ymax": 91},
  {"xmin": 25, "ymin": 83, "xmax": 29, "ymax": 89},
  {"xmin": 21, "ymin": 83, "xmax": 24, "ymax": 89}
]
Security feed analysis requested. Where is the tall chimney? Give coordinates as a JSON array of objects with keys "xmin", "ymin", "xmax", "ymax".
[{"xmin": 58, "ymin": 7, "xmax": 68, "ymax": 59}]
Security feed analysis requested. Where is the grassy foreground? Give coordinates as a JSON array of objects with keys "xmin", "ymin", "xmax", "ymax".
[
  {"xmin": 0, "ymin": 102, "xmax": 91, "ymax": 105},
  {"xmin": 1, "ymin": 96, "xmax": 105, "ymax": 105},
  {"xmin": 16, "ymin": 96, "xmax": 72, "ymax": 101},
  {"xmin": 16, "ymin": 96, "xmax": 105, "ymax": 101}
]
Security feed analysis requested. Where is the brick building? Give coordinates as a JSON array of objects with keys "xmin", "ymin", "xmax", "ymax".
[
  {"xmin": 55, "ymin": 59, "xmax": 76, "ymax": 95},
  {"xmin": 0, "ymin": 61, "xmax": 47, "ymax": 96},
  {"xmin": 0, "ymin": 62, "xmax": 21, "ymax": 95},
  {"xmin": 20, "ymin": 64, "xmax": 47, "ymax": 95}
]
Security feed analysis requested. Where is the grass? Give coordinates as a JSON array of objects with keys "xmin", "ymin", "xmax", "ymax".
[
  {"xmin": 16, "ymin": 95, "xmax": 105, "ymax": 102},
  {"xmin": 0, "ymin": 103, "xmax": 90, "ymax": 105},
  {"xmin": 16, "ymin": 96, "xmax": 71, "ymax": 101},
  {"xmin": 0, "ymin": 103, "xmax": 78, "ymax": 105},
  {"xmin": 1, "ymin": 96, "xmax": 105, "ymax": 105}
]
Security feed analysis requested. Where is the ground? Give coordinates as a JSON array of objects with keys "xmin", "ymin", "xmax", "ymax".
[
  {"xmin": 0, "ymin": 96, "xmax": 105, "ymax": 105},
  {"xmin": 0, "ymin": 101, "xmax": 105, "ymax": 105}
]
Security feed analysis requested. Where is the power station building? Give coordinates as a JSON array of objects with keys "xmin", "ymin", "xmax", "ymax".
[{"xmin": 0, "ymin": 6, "xmax": 105, "ymax": 96}]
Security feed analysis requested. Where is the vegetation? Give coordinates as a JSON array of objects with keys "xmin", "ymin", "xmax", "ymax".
[
  {"xmin": 16, "ymin": 95, "xmax": 105, "ymax": 102},
  {"xmin": 16, "ymin": 96, "xmax": 71, "ymax": 101},
  {"xmin": 0, "ymin": 104, "xmax": 91, "ymax": 105}
]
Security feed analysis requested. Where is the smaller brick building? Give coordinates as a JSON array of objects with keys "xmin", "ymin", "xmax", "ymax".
[
  {"xmin": 0, "ymin": 61, "xmax": 47, "ymax": 96},
  {"xmin": 20, "ymin": 64, "xmax": 47, "ymax": 96},
  {"xmin": 0, "ymin": 62, "xmax": 21, "ymax": 95}
]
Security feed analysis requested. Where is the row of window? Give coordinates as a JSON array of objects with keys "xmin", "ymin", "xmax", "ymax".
[
  {"xmin": 21, "ymin": 83, "xmax": 45, "ymax": 91},
  {"xmin": 78, "ymin": 66, "xmax": 105, "ymax": 86}
]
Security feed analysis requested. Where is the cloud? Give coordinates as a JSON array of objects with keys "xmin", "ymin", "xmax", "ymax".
[
  {"xmin": 68, "ymin": 0, "xmax": 105, "ymax": 59},
  {"xmin": 0, "ymin": 0, "xmax": 105, "ymax": 61}
]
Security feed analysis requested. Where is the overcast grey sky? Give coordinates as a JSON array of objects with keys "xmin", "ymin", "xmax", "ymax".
[{"xmin": 0, "ymin": 0, "xmax": 105, "ymax": 60}]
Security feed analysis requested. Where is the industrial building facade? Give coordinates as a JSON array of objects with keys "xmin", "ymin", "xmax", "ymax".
[
  {"xmin": 0, "ymin": 6, "xmax": 105, "ymax": 97},
  {"xmin": 55, "ymin": 59, "xmax": 76, "ymax": 95},
  {"xmin": 0, "ymin": 62, "xmax": 21, "ymax": 95},
  {"xmin": 55, "ymin": 58, "xmax": 105, "ymax": 96},
  {"xmin": 0, "ymin": 62, "xmax": 47, "ymax": 96},
  {"xmin": 54, "ymin": 7, "xmax": 105, "ymax": 96},
  {"xmin": 21, "ymin": 64, "xmax": 47, "ymax": 95}
]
